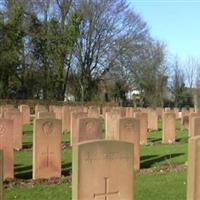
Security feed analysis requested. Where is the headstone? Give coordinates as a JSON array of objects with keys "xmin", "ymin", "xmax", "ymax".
[
  {"xmin": 190, "ymin": 117, "xmax": 200, "ymax": 138},
  {"xmin": 70, "ymin": 112, "xmax": 88, "ymax": 146},
  {"xmin": 33, "ymin": 119, "xmax": 62, "ymax": 179},
  {"xmin": 189, "ymin": 107, "xmax": 195, "ymax": 113},
  {"xmin": 105, "ymin": 112, "xmax": 121, "ymax": 140},
  {"xmin": 156, "ymin": 108, "xmax": 163, "ymax": 120},
  {"xmin": 76, "ymin": 118, "xmax": 101, "ymax": 144},
  {"xmin": 35, "ymin": 105, "xmax": 47, "ymax": 116},
  {"xmin": 125, "ymin": 107, "xmax": 134, "ymax": 118},
  {"xmin": 4, "ymin": 110, "xmax": 23, "ymax": 150},
  {"xmin": 118, "ymin": 118, "xmax": 140, "ymax": 170},
  {"xmin": 0, "ymin": 150, "xmax": 3, "ymax": 200},
  {"xmin": 62, "ymin": 105, "xmax": 70, "ymax": 133},
  {"xmin": 53, "ymin": 106, "xmax": 63, "ymax": 120},
  {"xmin": 135, "ymin": 112, "xmax": 148, "ymax": 144},
  {"xmin": 165, "ymin": 107, "xmax": 171, "ymax": 112},
  {"xmin": 174, "ymin": 108, "xmax": 180, "ymax": 119},
  {"xmin": 189, "ymin": 113, "xmax": 200, "ymax": 136},
  {"xmin": 148, "ymin": 109, "xmax": 158, "ymax": 130},
  {"xmin": 182, "ymin": 115, "xmax": 189, "ymax": 130},
  {"xmin": 19, "ymin": 104, "xmax": 30, "ymax": 125},
  {"xmin": 162, "ymin": 112, "xmax": 176, "ymax": 144},
  {"xmin": 88, "ymin": 107, "xmax": 100, "ymax": 118},
  {"xmin": 37, "ymin": 111, "xmax": 55, "ymax": 119},
  {"xmin": 72, "ymin": 140, "xmax": 134, "ymax": 200},
  {"xmin": 0, "ymin": 119, "xmax": 14, "ymax": 179},
  {"xmin": 187, "ymin": 136, "xmax": 200, "ymax": 200},
  {"xmin": 102, "ymin": 106, "xmax": 112, "ymax": 118},
  {"xmin": 0, "ymin": 105, "xmax": 16, "ymax": 118}
]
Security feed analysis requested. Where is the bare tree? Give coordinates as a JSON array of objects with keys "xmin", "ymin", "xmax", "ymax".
[{"xmin": 70, "ymin": 0, "xmax": 149, "ymax": 101}]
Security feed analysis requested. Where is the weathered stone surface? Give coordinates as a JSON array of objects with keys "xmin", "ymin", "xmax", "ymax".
[
  {"xmin": 0, "ymin": 105, "xmax": 16, "ymax": 118},
  {"xmin": 70, "ymin": 112, "xmax": 88, "ymax": 146},
  {"xmin": 189, "ymin": 113, "xmax": 200, "ymax": 136},
  {"xmin": 77, "ymin": 118, "xmax": 102, "ymax": 143},
  {"xmin": 105, "ymin": 112, "xmax": 121, "ymax": 140},
  {"xmin": 162, "ymin": 112, "xmax": 176, "ymax": 144},
  {"xmin": 190, "ymin": 117, "xmax": 200, "ymax": 138},
  {"xmin": 37, "ymin": 111, "xmax": 55, "ymax": 119},
  {"xmin": 0, "ymin": 119, "xmax": 14, "ymax": 179},
  {"xmin": 52, "ymin": 106, "xmax": 63, "ymax": 120},
  {"xmin": 35, "ymin": 105, "xmax": 48, "ymax": 116},
  {"xmin": 156, "ymin": 108, "xmax": 163, "ymax": 120},
  {"xmin": 33, "ymin": 119, "xmax": 62, "ymax": 180},
  {"xmin": 182, "ymin": 115, "xmax": 189, "ymax": 130},
  {"xmin": 187, "ymin": 136, "xmax": 200, "ymax": 200},
  {"xmin": 72, "ymin": 140, "xmax": 134, "ymax": 200},
  {"xmin": 135, "ymin": 112, "xmax": 148, "ymax": 145},
  {"xmin": 148, "ymin": 109, "xmax": 158, "ymax": 130},
  {"xmin": 181, "ymin": 110, "xmax": 189, "ymax": 130},
  {"xmin": 19, "ymin": 105, "xmax": 30, "ymax": 125},
  {"xmin": 119, "ymin": 118, "xmax": 140, "ymax": 170},
  {"xmin": 125, "ymin": 107, "xmax": 134, "ymax": 118},
  {"xmin": 0, "ymin": 150, "xmax": 3, "ymax": 200},
  {"xmin": 4, "ymin": 110, "xmax": 23, "ymax": 150},
  {"xmin": 88, "ymin": 107, "xmax": 100, "ymax": 118}
]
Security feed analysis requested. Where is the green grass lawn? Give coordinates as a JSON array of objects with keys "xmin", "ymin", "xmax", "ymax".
[{"xmin": 4, "ymin": 120, "xmax": 189, "ymax": 200}]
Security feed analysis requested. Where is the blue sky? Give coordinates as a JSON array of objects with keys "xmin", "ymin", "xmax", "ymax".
[{"xmin": 128, "ymin": 0, "xmax": 200, "ymax": 61}]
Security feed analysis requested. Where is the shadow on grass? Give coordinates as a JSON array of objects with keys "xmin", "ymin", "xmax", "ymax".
[
  {"xmin": 149, "ymin": 138, "xmax": 161, "ymax": 143},
  {"xmin": 176, "ymin": 137, "xmax": 188, "ymax": 143},
  {"xmin": 23, "ymin": 130, "xmax": 32, "ymax": 134},
  {"xmin": 62, "ymin": 163, "xmax": 72, "ymax": 176},
  {"xmin": 141, "ymin": 155, "xmax": 158, "ymax": 161},
  {"xmin": 15, "ymin": 165, "xmax": 32, "ymax": 179},
  {"xmin": 14, "ymin": 162, "xmax": 72, "ymax": 179},
  {"xmin": 141, "ymin": 153, "xmax": 184, "ymax": 169},
  {"xmin": 23, "ymin": 142, "xmax": 32, "ymax": 149}
]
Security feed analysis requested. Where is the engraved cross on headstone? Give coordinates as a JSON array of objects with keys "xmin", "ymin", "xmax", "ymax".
[
  {"xmin": 94, "ymin": 177, "xmax": 119, "ymax": 200},
  {"xmin": 42, "ymin": 146, "xmax": 54, "ymax": 168}
]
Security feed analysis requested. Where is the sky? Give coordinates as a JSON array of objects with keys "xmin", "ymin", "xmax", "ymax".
[{"xmin": 128, "ymin": 0, "xmax": 200, "ymax": 61}]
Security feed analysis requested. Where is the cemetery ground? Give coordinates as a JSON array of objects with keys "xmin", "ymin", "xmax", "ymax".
[{"xmin": 5, "ymin": 120, "xmax": 187, "ymax": 200}]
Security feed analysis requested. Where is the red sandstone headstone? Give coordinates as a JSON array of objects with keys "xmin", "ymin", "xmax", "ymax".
[
  {"xmin": 53, "ymin": 106, "xmax": 63, "ymax": 120},
  {"xmin": 33, "ymin": 119, "xmax": 62, "ymax": 180},
  {"xmin": 135, "ymin": 112, "xmax": 148, "ymax": 145},
  {"xmin": 187, "ymin": 136, "xmax": 200, "ymax": 200},
  {"xmin": 125, "ymin": 107, "xmax": 134, "ymax": 118},
  {"xmin": 19, "ymin": 105, "xmax": 30, "ymax": 125},
  {"xmin": 62, "ymin": 105, "xmax": 70, "ymax": 133},
  {"xmin": 182, "ymin": 115, "xmax": 189, "ymax": 130},
  {"xmin": 162, "ymin": 112, "xmax": 176, "ymax": 144},
  {"xmin": 189, "ymin": 113, "xmax": 200, "ymax": 136},
  {"xmin": 88, "ymin": 107, "xmax": 100, "ymax": 118},
  {"xmin": 118, "ymin": 118, "xmax": 140, "ymax": 170},
  {"xmin": 72, "ymin": 140, "xmax": 134, "ymax": 200},
  {"xmin": 105, "ymin": 112, "xmax": 121, "ymax": 140},
  {"xmin": 37, "ymin": 111, "xmax": 55, "ymax": 119},
  {"xmin": 148, "ymin": 109, "xmax": 158, "ymax": 130},
  {"xmin": 0, "ymin": 119, "xmax": 14, "ymax": 179},
  {"xmin": 4, "ymin": 110, "xmax": 23, "ymax": 150},
  {"xmin": 156, "ymin": 108, "xmax": 163, "ymax": 120},
  {"xmin": 77, "ymin": 118, "xmax": 102, "ymax": 144},
  {"xmin": 190, "ymin": 117, "xmax": 200, "ymax": 138},
  {"xmin": 35, "ymin": 105, "xmax": 48, "ymax": 116},
  {"xmin": 70, "ymin": 112, "xmax": 88, "ymax": 146},
  {"xmin": 0, "ymin": 150, "xmax": 3, "ymax": 199},
  {"xmin": 0, "ymin": 105, "xmax": 16, "ymax": 118},
  {"xmin": 174, "ymin": 108, "xmax": 180, "ymax": 119}
]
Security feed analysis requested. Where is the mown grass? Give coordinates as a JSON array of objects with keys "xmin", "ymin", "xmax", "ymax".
[{"xmin": 4, "ymin": 119, "xmax": 189, "ymax": 200}]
